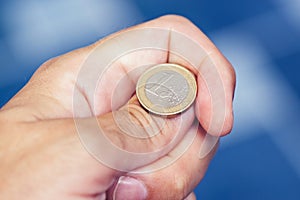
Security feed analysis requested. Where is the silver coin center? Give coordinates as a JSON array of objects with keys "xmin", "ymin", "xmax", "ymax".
[{"xmin": 144, "ymin": 70, "xmax": 189, "ymax": 108}]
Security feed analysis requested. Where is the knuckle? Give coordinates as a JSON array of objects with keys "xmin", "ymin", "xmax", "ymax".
[
  {"xmin": 126, "ymin": 104, "xmax": 166, "ymax": 143},
  {"xmin": 126, "ymin": 104, "xmax": 152, "ymax": 131},
  {"xmin": 229, "ymin": 63, "xmax": 236, "ymax": 83},
  {"xmin": 32, "ymin": 57, "xmax": 60, "ymax": 78},
  {"xmin": 226, "ymin": 61, "xmax": 236, "ymax": 88},
  {"xmin": 120, "ymin": 103, "xmax": 173, "ymax": 151},
  {"xmin": 173, "ymin": 173, "xmax": 189, "ymax": 199},
  {"xmin": 40, "ymin": 57, "xmax": 59, "ymax": 70},
  {"xmin": 159, "ymin": 14, "xmax": 194, "ymax": 25}
]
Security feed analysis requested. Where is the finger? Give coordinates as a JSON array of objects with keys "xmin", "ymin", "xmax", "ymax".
[
  {"xmin": 194, "ymin": 50, "xmax": 236, "ymax": 136},
  {"xmin": 184, "ymin": 192, "xmax": 196, "ymax": 200},
  {"xmin": 152, "ymin": 15, "xmax": 236, "ymax": 136},
  {"xmin": 108, "ymin": 124, "xmax": 218, "ymax": 200},
  {"xmin": 77, "ymin": 95, "xmax": 195, "ymax": 171},
  {"xmin": 28, "ymin": 94, "xmax": 196, "ymax": 196}
]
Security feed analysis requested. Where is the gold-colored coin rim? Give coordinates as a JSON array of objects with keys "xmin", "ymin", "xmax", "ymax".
[{"xmin": 136, "ymin": 63, "xmax": 197, "ymax": 115}]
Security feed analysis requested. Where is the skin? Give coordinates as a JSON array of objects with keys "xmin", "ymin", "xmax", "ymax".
[{"xmin": 0, "ymin": 15, "xmax": 236, "ymax": 200}]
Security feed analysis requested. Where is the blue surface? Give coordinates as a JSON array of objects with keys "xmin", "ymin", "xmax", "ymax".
[
  {"xmin": 0, "ymin": 0, "xmax": 299, "ymax": 199},
  {"xmin": 276, "ymin": 49, "xmax": 300, "ymax": 93},
  {"xmin": 198, "ymin": 134, "xmax": 300, "ymax": 199},
  {"xmin": 134, "ymin": 0, "xmax": 276, "ymax": 31}
]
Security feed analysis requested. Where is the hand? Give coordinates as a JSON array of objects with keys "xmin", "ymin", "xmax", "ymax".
[{"xmin": 0, "ymin": 15, "xmax": 235, "ymax": 200}]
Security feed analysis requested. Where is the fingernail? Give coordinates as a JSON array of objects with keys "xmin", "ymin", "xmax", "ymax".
[{"xmin": 113, "ymin": 176, "xmax": 148, "ymax": 200}]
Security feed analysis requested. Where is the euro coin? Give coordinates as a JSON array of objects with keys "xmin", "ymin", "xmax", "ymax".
[{"xmin": 136, "ymin": 63, "xmax": 197, "ymax": 115}]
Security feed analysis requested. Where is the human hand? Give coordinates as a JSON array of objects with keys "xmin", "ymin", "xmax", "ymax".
[{"xmin": 0, "ymin": 15, "xmax": 235, "ymax": 200}]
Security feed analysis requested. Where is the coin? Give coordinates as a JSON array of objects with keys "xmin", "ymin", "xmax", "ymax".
[{"xmin": 136, "ymin": 63, "xmax": 197, "ymax": 115}]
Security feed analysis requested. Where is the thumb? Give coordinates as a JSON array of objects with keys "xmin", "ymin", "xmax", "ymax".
[{"xmin": 75, "ymin": 95, "xmax": 195, "ymax": 172}]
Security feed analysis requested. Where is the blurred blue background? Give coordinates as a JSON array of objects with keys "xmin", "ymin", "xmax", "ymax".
[{"xmin": 0, "ymin": 0, "xmax": 299, "ymax": 199}]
